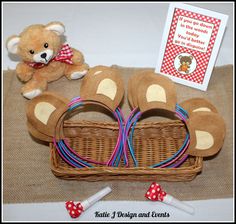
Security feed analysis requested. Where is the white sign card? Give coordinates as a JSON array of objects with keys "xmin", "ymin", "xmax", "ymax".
[{"xmin": 155, "ymin": 3, "xmax": 228, "ymax": 91}]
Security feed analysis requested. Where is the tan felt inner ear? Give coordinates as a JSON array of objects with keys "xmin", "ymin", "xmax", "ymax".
[
  {"xmin": 26, "ymin": 92, "xmax": 69, "ymax": 138},
  {"xmin": 86, "ymin": 66, "xmax": 113, "ymax": 79},
  {"xmin": 34, "ymin": 102, "xmax": 56, "ymax": 125},
  {"xmin": 137, "ymin": 73, "xmax": 177, "ymax": 113},
  {"xmin": 195, "ymin": 130, "xmax": 214, "ymax": 150},
  {"xmin": 80, "ymin": 69, "xmax": 124, "ymax": 111},
  {"xmin": 146, "ymin": 84, "xmax": 167, "ymax": 103},
  {"xmin": 128, "ymin": 70, "xmax": 154, "ymax": 109},
  {"xmin": 187, "ymin": 111, "xmax": 225, "ymax": 157},
  {"xmin": 80, "ymin": 65, "xmax": 117, "ymax": 99},
  {"xmin": 179, "ymin": 98, "xmax": 218, "ymax": 116},
  {"xmin": 193, "ymin": 107, "xmax": 211, "ymax": 112},
  {"xmin": 94, "ymin": 71, "xmax": 103, "ymax": 75},
  {"xmin": 96, "ymin": 78, "xmax": 117, "ymax": 100}
]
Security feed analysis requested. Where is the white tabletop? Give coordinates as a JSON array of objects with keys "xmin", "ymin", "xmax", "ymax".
[{"xmin": 3, "ymin": 199, "xmax": 234, "ymax": 222}]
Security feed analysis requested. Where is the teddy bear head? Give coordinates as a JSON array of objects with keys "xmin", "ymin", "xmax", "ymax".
[{"xmin": 6, "ymin": 22, "xmax": 65, "ymax": 64}]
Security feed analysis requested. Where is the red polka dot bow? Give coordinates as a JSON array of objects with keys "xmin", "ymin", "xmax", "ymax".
[
  {"xmin": 26, "ymin": 44, "xmax": 73, "ymax": 69},
  {"xmin": 65, "ymin": 201, "xmax": 84, "ymax": 218},
  {"xmin": 145, "ymin": 182, "xmax": 167, "ymax": 201}
]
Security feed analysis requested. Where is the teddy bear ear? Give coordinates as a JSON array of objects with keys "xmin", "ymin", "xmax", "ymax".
[
  {"xmin": 26, "ymin": 92, "xmax": 69, "ymax": 140},
  {"xmin": 80, "ymin": 66, "xmax": 124, "ymax": 111},
  {"xmin": 179, "ymin": 98, "xmax": 218, "ymax": 116},
  {"xmin": 137, "ymin": 73, "xmax": 177, "ymax": 113},
  {"xmin": 6, "ymin": 35, "xmax": 20, "ymax": 54},
  {"xmin": 45, "ymin": 21, "xmax": 65, "ymax": 35},
  {"xmin": 187, "ymin": 111, "xmax": 226, "ymax": 157}
]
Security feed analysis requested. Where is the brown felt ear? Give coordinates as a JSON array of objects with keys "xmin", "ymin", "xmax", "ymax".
[
  {"xmin": 187, "ymin": 111, "xmax": 226, "ymax": 157},
  {"xmin": 27, "ymin": 121, "xmax": 53, "ymax": 142},
  {"xmin": 80, "ymin": 66, "xmax": 124, "ymax": 111},
  {"xmin": 137, "ymin": 73, "xmax": 177, "ymax": 113},
  {"xmin": 127, "ymin": 70, "xmax": 154, "ymax": 109},
  {"xmin": 127, "ymin": 75, "xmax": 135, "ymax": 109},
  {"xmin": 80, "ymin": 65, "xmax": 115, "ymax": 99},
  {"xmin": 26, "ymin": 92, "xmax": 69, "ymax": 138},
  {"xmin": 179, "ymin": 98, "xmax": 218, "ymax": 116}
]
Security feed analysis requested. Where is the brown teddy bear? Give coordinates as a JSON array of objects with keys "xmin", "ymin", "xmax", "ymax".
[{"xmin": 6, "ymin": 21, "xmax": 89, "ymax": 99}]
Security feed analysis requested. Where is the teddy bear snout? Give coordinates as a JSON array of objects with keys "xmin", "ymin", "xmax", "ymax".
[{"xmin": 33, "ymin": 49, "xmax": 53, "ymax": 64}]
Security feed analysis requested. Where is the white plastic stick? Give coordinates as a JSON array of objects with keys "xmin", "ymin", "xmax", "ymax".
[
  {"xmin": 163, "ymin": 194, "xmax": 195, "ymax": 214},
  {"xmin": 81, "ymin": 186, "xmax": 112, "ymax": 210}
]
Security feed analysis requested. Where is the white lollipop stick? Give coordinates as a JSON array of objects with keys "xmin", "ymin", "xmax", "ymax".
[
  {"xmin": 163, "ymin": 194, "xmax": 195, "ymax": 214},
  {"xmin": 81, "ymin": 186, "xmax": 112, "ymax": 210}
]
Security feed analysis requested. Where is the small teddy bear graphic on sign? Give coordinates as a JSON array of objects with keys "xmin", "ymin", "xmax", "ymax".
[
  {"xmin": 6, "ymin": 21, "xmax": 89, "ymax": 99},
  {"xmin": 178, "ymin": 55, "xmax": 193, "ymax": 74}
]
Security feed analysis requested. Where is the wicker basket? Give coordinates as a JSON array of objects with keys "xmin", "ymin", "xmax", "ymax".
[{"xmin": 50, "ymin": 119, "xmax": 203, "ymax": 181}]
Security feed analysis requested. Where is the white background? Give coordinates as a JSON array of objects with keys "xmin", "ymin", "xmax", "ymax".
[
  {"xmin": 2, "ymin": 2, "xmax": 234, "ymax": 70},
  {"xmin": 2, "ymin": 2, "xmax": 234, "ymax": 222}
]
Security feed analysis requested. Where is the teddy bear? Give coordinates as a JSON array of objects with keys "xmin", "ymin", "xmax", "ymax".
[
  {"xmin": 6, "ymin": 21, "xmax": 89, "ymax": 99},
  {"xmin": 178, "ymin": 55, "xmax": 193, "ymax": 74}
]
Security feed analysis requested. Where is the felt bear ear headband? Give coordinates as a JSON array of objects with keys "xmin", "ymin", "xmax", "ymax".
[
  {"xmin": 80, "ymin": 65, "xmax": 124, "ymax": 111},
  {"xmin": 127, "ymin": 70, "xmax": 226, "ymax": 167},
  {"xmin": 26, "ymin": 66, "xmax": 125, "ymax": 167},
  {"xmin": 26, "ymin": 66, "xmax": 226, "ymax": 168}
]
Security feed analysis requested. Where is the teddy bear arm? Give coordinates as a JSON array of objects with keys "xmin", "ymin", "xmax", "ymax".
[
  {"xmin": 16, "ymin": 63, "xmax": 35, "ymax": 82},
  {"xmin": 71, "ymin": 48, "xmax": 85, "ymax": 65}
]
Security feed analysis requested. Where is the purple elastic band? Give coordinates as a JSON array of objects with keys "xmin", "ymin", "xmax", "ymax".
[{"xmin": 170, "ymin": 154, "xmax": 189, "ymax": 168}]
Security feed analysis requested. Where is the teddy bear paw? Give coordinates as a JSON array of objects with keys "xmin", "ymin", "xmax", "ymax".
[
  {"xmin": 70, "ymin": 70, "xmax": 88, "ymax": 80},
  {"xmin": 23, "ymin": 89, "xmax": 42, "ymax": 100}
]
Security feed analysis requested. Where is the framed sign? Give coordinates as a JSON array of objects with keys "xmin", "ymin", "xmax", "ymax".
[{"xmin": 155, "ymin": 3, "xmax": 228, "ymax": 91}]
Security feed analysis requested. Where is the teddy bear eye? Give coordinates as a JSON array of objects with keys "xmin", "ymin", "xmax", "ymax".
[
  {"xmin": 44, "ymin": 43, "xmax": 48, "ymax": 48},
  {"xmin": 29, "ymin": 50, "xmax": 34, "ymax": 54}
]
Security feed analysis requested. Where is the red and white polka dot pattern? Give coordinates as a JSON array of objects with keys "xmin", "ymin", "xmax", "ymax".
[
  {"xmin": 160, "ymin": 8, "xmax": 221, "ymax": 84},
  {"xmin": 65, "ymin": 201, "xmax": 84, "ymax": 218},
  {"xmin": 145, "ymin": 182, "xmax": 167, "ymax": 201}
]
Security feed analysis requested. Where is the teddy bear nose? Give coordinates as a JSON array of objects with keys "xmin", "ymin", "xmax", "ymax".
[{"xmin": 41, "ymin": 53, "xmax": 47, "ymax": 59}]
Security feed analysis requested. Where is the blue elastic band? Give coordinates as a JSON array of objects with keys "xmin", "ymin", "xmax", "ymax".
[
  {"xmin": 68, "ymin": 102, "xmax": 84, "ymax": 111},
  {"xmin": 176, "ymin": 104, "xmax": 189, "ymax": 118},
  {"xmin": 59, "ymin": 140, "xmax": 93, "ymax": 168},
  {"xmin": 150, "ymin": 133, "xmax": 189, "ymax": 168},
  {"xmin": 57, "ymin": 141, "xmax": 84, "ymax": 168}
]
